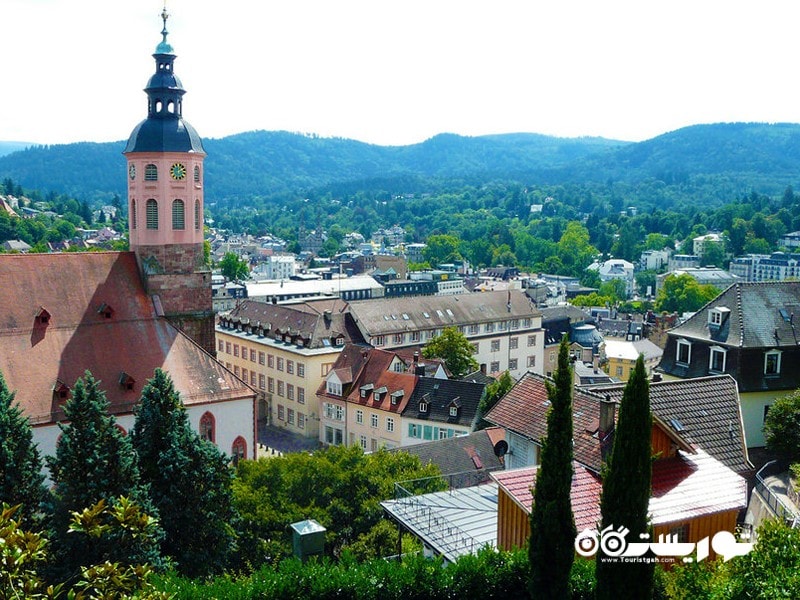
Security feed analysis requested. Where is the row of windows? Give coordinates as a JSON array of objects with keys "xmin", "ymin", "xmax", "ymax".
[
  {"xmin": 407, "ymin": 423, "xmax": 467, "ymax": 440},
  {"xmin": 676, "ymin": 339, "xmax": 782, "ymax": 375},
  {"xmin": 131, "ymin": 198, "xmax": 201, "ymax": 231},
  {"xmin": 372, "ymin": 327, "xmax": 536, "ymax": 347},
  {"xmin": 139, "ymin": 163, "xmax": 201, "ymax": 182},
  {"xmin": 355, "ymin": 410, "xmax": 395, "ymax": 432},
  {"xmin": 225, "ymin": 363, "xmax": 306, "ymax": 402},
  {"xmin": 217, "ymin": 340, "xmax": 306, "ymax": 377},
  {"xmin": 323, "ymin": 402, "xmax": 345, "ymax": 421},
  {"xmin": 275, "ymin": 405, "xmax": 306, "ymax": 429}
]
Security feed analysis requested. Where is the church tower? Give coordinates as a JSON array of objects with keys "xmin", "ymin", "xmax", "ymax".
[{"xmin": 124, "ymin": 8, "xmax": 214, "ymax": 355}]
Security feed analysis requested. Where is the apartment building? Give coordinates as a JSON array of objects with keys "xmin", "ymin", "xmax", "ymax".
[
  {"xmin": 347, "ymin": 290, "xmax": 544, "ymax": 379},
  {"xmin": 216, "ymin": 298, "xmax": 364, "ymax": 439}
]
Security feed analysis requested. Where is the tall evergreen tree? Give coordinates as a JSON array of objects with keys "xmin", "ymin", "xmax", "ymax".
[
  {"xmin": 131, "ymin": 369, "xmax": 237, "ymax": 577},
  {"xmin": 45, "ymin": 371, "xmax": 161, "ymax": 583},
  {"xmin": 595, "ymin": 355, "xmax": 654, "ymax": 599},
  {"xmin": 0, "ymin": 370, "xmax": 46, "ymax": 527},
  {"xmin": 528, "ymin": 336, "xmax": 576, "ymax": 599}
]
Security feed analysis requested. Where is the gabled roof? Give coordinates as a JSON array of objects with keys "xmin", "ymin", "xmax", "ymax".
[
  {"xmin": 590, "ymin": 375, "xmax": 753, "ymax": 476},
  {"xmin": 0, "ymin": 252, "xmax": 253, "ymax": 425},
  {"xmin": 493, "ymin": 448, "xmax": 747, "ymax": 530},
  {"xmin": 392, "ymin": 427, "xmax": 505, "ymax": 482},
  {"xmin": 338, "ymin": 347, "xmax": 417, "ymax": 414},
  {"xmin": 404, "ymin": 376, "xmax": 486, "ymax": 428},
  {"xmin": 485, "ymin": 373, "xmax": 612, "ymax": 472},
  {"xmin": 663, "ymin": 281, "xmax": 800, "ymax": 349}
]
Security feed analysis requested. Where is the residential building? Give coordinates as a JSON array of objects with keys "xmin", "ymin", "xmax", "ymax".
[
  {"xmin": 391, "ymin": 427, "xmax": 506, "ymax": 486},
  {"xmin": 656, "ymin": 267, "xmax": 740, "ymax": 294},
  {"xmin": 587, "ymin": 258, "xmax": 635, "ymax": 298},
  {"xmin": 217, "ymin": 298, "xmax": 363, "ymax": 439},
  {"xmin": 668, "ymin": 254, "xmax": 700, "ymax": 272},
  {"xmin": 693, "ymin": 232, "xmax": 724, "ymax": 257},
  {"xmin": 347, "ymin": 290, "xmax": 544, "ymax": 379},
  {"xmin": 540, "ymin": 305, "xmax": 595, "ymax": 377},
  {"xmin": 316, "ymin": 346, "xmax": 485, "ymax": 449},
  {"xmin": 259, "ymin": 254, "xmax": 297, "ymax": 280},
  {"xmin": 639, "ymin": 248, "xmax": 671, "ymax": 272},
  {"xmin": 486, "ymin": 373, "xmax": 748, "ymax": 556},
  {"xmin": 212, "ymin": 279, "xmax": 247, "ymax": 313},
  {"xmin": 602, "ymin": 338, "xmax": 663, "ymax": 381},
  {"xmin": 779, "ymin": 230, "xmax": 800, "ymax": 249},
  {"xmin": 401, "ymin": 377, "xmax": 485, "ymax": 445},
  {"xmin": 657, "ymin": 281, "xmax": 800, "ymax": 448},
  {"xmin": 729, "ymin": 252, "xmax": 800, "ymax": 282}
]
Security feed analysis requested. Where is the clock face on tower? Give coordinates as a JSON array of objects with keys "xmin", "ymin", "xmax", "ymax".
[
  {"xmin": 170, "ymin": 163, "xmax": 187, "ymax": 180},
  {"xmin": 129, "ymin": 164, "xmax": 136, "ymax": 180}
]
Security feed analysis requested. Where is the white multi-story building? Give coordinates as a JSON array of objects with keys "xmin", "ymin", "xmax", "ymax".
[
  {"xmin": 587, "ymin": 258, "xmax": 636, "ymax": 298},
  {"xmin": 347, "ymin": 290, "xmax": 544, "ymax": 379},
  {"xmin": 729, "ymin": 252, "xmax": 800, "ymax": 282}
]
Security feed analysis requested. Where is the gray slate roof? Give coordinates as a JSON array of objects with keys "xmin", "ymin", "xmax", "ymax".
[
  {"xmin": 348, "ymin": 290, "xmax": 540, "ymax": 337},
  {"xmin": 663, "ymin": 282, "xmax": 800, "ymax": 349},
  {"xmin": 403, "ymin": 376, "xmax": 486, "ymax": 428},
  {"xmin": 590, "ymin": 375, "xmax": 752, "ymax": 476}
]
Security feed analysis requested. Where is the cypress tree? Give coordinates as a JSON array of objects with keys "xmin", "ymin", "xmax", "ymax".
[
  {"xmin": 131, "ymin": 369, "xmax": 237, "ymax": 577},
  {"xmin": 0, "ymin": 370, "xmax": 47, "ymax": 527},
  {"xmin": 528, "ymin": 336, "xmax": 576, "ymax": 599},
  {"xmin": 595, "ymin": 355, "xmax": 654, "ymax": 599},
  {"xmin": 45, "ymin": 371, "xmax": 162, "ymax": 583}
]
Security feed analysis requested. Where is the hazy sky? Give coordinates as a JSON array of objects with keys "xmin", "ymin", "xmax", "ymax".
[{"xmin": 3, "ymin": 1, "xmax": 799, "ymax": 147}]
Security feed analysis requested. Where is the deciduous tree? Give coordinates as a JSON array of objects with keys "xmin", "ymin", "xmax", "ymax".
[{"xmin": 422, "ymin": 326, "xmax": 479, "ymax": 379}]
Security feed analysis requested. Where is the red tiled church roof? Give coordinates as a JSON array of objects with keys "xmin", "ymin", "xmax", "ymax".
[{"xmin": 0, "ymin": 252, "xmax": 252, "ymax": 425}]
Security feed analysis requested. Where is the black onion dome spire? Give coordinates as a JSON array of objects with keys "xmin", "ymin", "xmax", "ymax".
[{"xmin": 124, "ymin": 7, "xmax": 205, "ymax": 154}]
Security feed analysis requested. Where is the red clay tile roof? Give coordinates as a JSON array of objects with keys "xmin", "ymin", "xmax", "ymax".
[
  {"xmin": 346, "ymin": 349, "xmax": 417, "ymax": 414},
  {"xmin": 484, "ymin": 373, "xmax": 611, "ymax": 472},
  {"xmin": 0, "ymin": 252, "xmax": 253, "ymax": 424},
  {"xmin": 491, "ymin": 463, "xmax": 603, "ymax": 532}
]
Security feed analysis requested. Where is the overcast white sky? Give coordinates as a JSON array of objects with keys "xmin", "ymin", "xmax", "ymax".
[{"xmin": 3, "ymin": 1, "xmax": 799, "ymax": 147}]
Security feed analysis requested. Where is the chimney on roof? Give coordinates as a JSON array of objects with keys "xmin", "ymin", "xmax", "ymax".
[
  {"xmin": 323, "ymin": 309, "xmax": 332, "ymax": 324},
  {"xmin": 651, "ymin": 372, "xmax": 662, "ymax": 383},
  {"xmin": 600, "ymin": 394, "xmax": 615, "ymax": 436},
  {"xmin": 413, "ymin": 352, "xmax": 419, "ymax": 364}
]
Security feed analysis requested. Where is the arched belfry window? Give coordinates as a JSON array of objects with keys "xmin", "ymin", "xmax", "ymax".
[
  {"xmin": 200, "ymin": 411, "xmax": 216, "ymax": 443},
  {"xmin": 146, "ymin": 199, "xmax": 159, "ymax": 230},
  {"xmin": 144, "ymin": 164, "xmax": 158, "ymax": 181},
  {"xmin": 194, "ymin": 165, "xmax": 200, "ymax": 183},
  {"xmin": 172, "ymin": 199, "xmax": 185, "ymax": 230},
  {"xmin": 130, "ymin": 199, "xmax": 137, "ymax": 229},
  {"xmin": 231, "ymin": 436, "xmax": 247, "ymax": 465},
  {"xmin": 194, "ymin": 199, "xmax": 201, "ymax": 230}
]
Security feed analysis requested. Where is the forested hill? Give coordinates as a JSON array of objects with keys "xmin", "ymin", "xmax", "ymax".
[{"xmin": 2, "ymin": 123, "xmax": 800, "ymax": 205}]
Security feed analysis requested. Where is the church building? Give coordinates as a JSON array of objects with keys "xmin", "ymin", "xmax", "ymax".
[{"xmin": 0, "ymin": 9, "xmax": 257, "ymax": 462}]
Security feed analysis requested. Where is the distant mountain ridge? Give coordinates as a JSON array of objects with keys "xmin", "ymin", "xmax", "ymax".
[{"xmin": 1, "ymin": 123, "xmax": 799, "ymax": 204}]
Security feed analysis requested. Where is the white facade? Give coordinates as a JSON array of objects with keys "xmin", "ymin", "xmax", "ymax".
[
  {"xmin": 401, "ymin": 419, "xmax": 470, "ymax": 446},
  {"xmin": 32, "ymin": 396, "xmax": 255, "ymax": 479},
  {"xmin": 589, "ymin": 258, "xmax": 636, "ymax": 298},
  {"xmin": 262, "ymin": 254, "xmax": 297, "ymax": 280},
  {"xmin": 729, "ymin": 252, "xmax": 800, "ymax": 282},
  {"xmin": 639, "ymin": 248, "xmax": 671, "ymax": 271}
]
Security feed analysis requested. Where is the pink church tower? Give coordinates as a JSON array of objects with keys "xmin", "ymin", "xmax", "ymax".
[{"xmin": 124, "ymin": 8, "xmax": 214, "ymax": 354}]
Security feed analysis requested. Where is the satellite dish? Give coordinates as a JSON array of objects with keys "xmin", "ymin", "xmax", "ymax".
[{"xmin": 493, "ymin": 440, "xmax": 509, "ymax": 458}]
